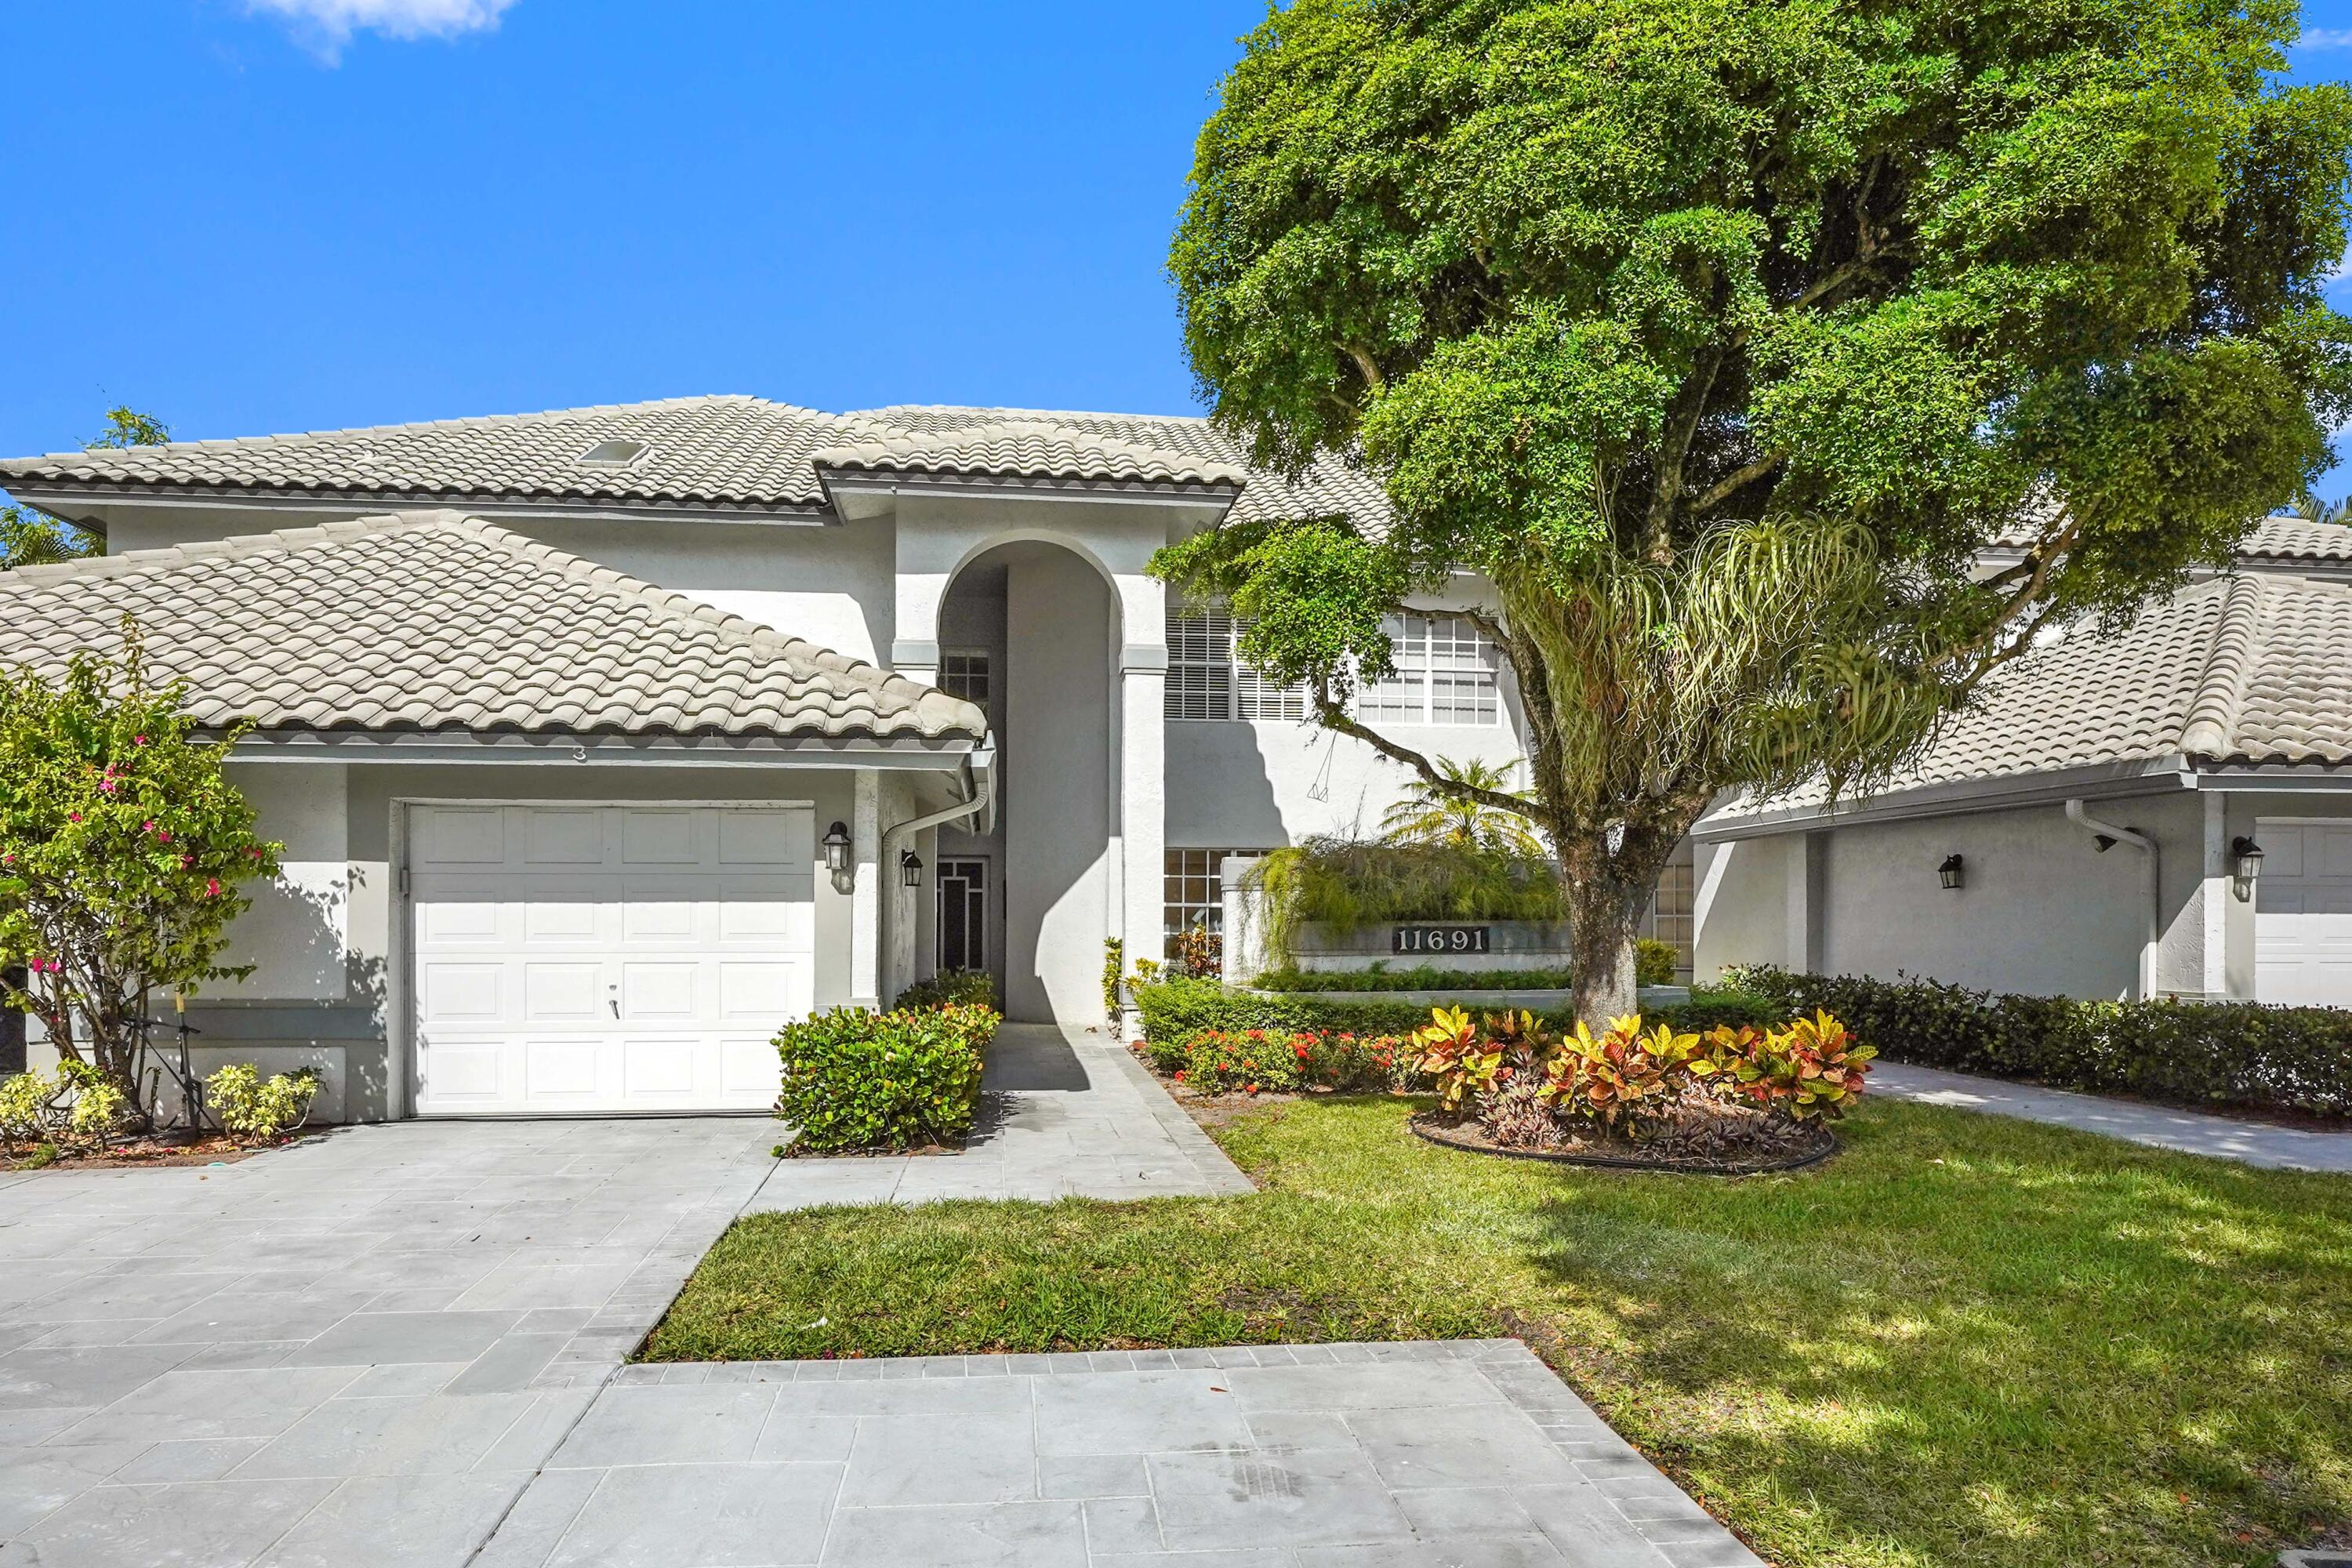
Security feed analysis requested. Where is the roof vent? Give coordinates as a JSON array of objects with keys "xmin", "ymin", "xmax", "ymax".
[{"xmin": 577, "ymin": 438, "xmax": 649, "ymax": 468}]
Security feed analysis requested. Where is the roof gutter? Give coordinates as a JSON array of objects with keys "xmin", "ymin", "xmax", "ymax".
[
  {"xmin": 880, "ymin": 742, "xmax": 997, "ymax": 886},
  {"xmin": 2063, "ymin": 800, "xmax": 2158, "ymax": 1000}
]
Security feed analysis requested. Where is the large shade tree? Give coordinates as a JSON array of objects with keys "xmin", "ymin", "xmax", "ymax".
[
  {"xmin": 0, "ymin": 407, "xmax": 169, "ymax": 571},
  {"xmin": 1160, "ymin": 0, "xmax": 2352, "ymax": 1022}
]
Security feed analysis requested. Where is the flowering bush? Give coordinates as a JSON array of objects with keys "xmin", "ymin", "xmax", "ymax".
[
  {"xmin": 1173, "ymin": 1026, "xmax": 1408, "ymax": 1096},
  {"xmin": 204, "ymin": 1063, "xmax": 321, "ymax": 1145},
  {"xmin": 0, "ymin": 618, "xmax": 280, "ymax": 1123}
]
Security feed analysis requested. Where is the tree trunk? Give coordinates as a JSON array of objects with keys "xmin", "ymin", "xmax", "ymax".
[{"xmin": 1566, "ymin": 868, "xmax": 1642, "ymax": 1029}]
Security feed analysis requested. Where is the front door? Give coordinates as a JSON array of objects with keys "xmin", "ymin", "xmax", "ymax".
[{"xmin": 937, "ymin": 858, "xmax": 989, "ymax": 975}]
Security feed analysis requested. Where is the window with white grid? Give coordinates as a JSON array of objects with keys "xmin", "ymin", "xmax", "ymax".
[
  {"xmin": 1163, "ymin": 848, "xmax": 1265, "ymax": 944},
  {"xmin": 1164, "ymin": 609, "xmax": 1308, "ymax": 720},
  {"xmin": 1639, "ymin": 839, "xmax": 1697, "ymax": 981},
  {"xmin": 1360, "ymin": 613, "xmax": 1500, "ymax": 726}
]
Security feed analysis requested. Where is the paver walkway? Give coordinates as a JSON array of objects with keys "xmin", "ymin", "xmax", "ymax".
[
  {"xmin": 743, "ymin": 1022, "xmax": 1255, "ymax": 1210},
  {"xmin": 481, "ymin": 1341, "xmax": 1758, "ymax": 1568},
  {"xmin": 1871, "ymin": 1060, "xmax": 2352, "ymax": 1173}
]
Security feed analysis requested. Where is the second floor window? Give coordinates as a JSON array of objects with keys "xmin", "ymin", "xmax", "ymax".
[
  {"xmin": 1165, "ymin": 609, "xmax": 1309, "ymax": 721},
  {"xmin": 1359, "ymin": 613, "xmax": 1502, "ymax": 726},
  {"xmin": 939, "ymin": 651, "xmax": 992, "ymax": 723}
]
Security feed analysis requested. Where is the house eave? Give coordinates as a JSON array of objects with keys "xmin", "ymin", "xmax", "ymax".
[
  {"xmin": 1691, "ymin": 756, "xmax": 2197, "ymax": 841},
  {"xmin": 0, "ymin": 480, "xmax": 836, "ymax": 528},
  {"xmin": 227, "ymin": 730, "xmax": 990, "ymax": 769}
]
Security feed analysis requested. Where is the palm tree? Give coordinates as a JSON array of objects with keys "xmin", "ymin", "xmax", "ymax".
[
  {"xmin": 2285, "ymin": 490, "xmax": 2352, "ymax": 524},
  {"xmin": 1380, "ymin": 757, "xmax": 1548, "ymax": 856}
]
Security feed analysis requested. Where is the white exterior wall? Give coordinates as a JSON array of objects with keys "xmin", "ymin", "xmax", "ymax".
[
  {"xmin": 1695, "ymin": 790, "xmax": 2231, "ymax": 1001},
  {"xmin": 1002, "ymin": 547, "xmax": 1115, "ymax": 1024}
]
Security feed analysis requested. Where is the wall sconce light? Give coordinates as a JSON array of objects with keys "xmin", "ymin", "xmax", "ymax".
[
  {"xmin": 2230, "ymin": 836, "xmax": 2264, "ymax": 902},
  {"xmin": 822, "ymin": 821, "xmax": 854, "ymax": 893},
  {"xmin": 899, "ymin": 850, "xmax": 924, "ymax": 888},
  {"xmin": 1937, "ymin": 853, "xmax": 1965, "ymax": 891}
]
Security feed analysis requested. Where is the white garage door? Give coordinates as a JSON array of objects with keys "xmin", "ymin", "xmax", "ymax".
[
  {"xmin": 410, "ymin": 804, "xmax": 815, "ymax": 1116},
  {"xmin": 2255, "ymin": 818, "xmax": 2352, "ymax": 1007}
]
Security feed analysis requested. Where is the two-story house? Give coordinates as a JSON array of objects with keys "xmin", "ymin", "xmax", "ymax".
[{"xmin": 0, "ymin": 396, "xmax": 1569, "ymax": 1120}]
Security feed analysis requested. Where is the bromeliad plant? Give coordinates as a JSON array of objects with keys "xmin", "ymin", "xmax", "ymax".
[{"xmin": 0, "ymin": 618, "xmax": 281, "ymax": 1127}]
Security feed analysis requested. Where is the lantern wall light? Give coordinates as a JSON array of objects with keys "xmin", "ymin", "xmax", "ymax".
[
  {"xmin": 2231, "ymin": 836, "xmax": 2264, "ymax": 902},
  {"xmin": 822, "ymin": 820, "xmax": 854, "ymax": 893},
  {"xmin": 1937, "ymin": 853, "xmax": 1965, "ymax": 891},
  {"xmin": 900, "ymin": 850, "xmax": 924, "ymax": 887}
]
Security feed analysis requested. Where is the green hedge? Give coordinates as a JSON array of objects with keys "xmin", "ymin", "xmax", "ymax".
[
  {"xmin": 1132, "ymin": 977, "xmax": 1782, "ymax": 1051},
  {"xmin": 1253, "ymin": 964, "xmax": 1577, "ymax": 994},
  {"xmin": 1730, "ymin": 966, "xmax": 2352, "ymax": 1116},
  {"xmin": 774, "ymin": 1003, "xmax": 998, "ymax": 1152}
]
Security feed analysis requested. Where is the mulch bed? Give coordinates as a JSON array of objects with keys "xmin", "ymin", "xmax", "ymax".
[
  {"xmin": 1409, "ymin": 1112, "xmax": 1836, "ymax": 1176},
  {"xmin": 4, "ymin": 1131, "xmax": 283, "ymax": 1171}
]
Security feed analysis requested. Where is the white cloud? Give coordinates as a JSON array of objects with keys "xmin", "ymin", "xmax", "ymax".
[
  {"xmin": 2294, "ymin": 27, "xmax": 2352, "ymax": 49},
  {"xmin": 246, "ymin": 0, "xmax": 518, "ymax": 57}
]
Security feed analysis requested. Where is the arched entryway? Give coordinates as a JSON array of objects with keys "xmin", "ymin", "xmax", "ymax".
[{"xmin": 934, "ymin": 539, "xmax": 1119, "ymax": 1024}]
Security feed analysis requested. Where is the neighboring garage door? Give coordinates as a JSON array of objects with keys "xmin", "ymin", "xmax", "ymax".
[
  {"xmin": 410, "ymin": 804, "xmax": 815, "ymax": 1115},
  {"xmin": 2255, "ymin": 818, "xmax": 2352, "ymax": 1007}
]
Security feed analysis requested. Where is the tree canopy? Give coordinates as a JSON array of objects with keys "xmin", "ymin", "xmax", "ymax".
[{"xmin": 1160, "ymin": 0, "xmax": 2352, "ymax": 1015}]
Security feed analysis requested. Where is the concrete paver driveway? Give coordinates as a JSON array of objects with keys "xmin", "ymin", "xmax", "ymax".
[{"xmin": 0, "ymin": 1116, "xmax": 777, "ymax": 1566}]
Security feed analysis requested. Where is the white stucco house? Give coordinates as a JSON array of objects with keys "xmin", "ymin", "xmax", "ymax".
[
  {"xmin": 5, "ymin": 397, "xmax": 2346, "ymax": 1123},
  {"xmin": 1691, "ymin": 517, "xmax": 2352, "ymax": 1008},
  {"xmin": 0, "ymin": 397, "xmax": 1537, "ymax": 1120}
]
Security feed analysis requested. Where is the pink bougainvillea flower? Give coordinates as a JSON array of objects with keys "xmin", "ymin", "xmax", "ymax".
[
  {"xmin": 67, "ymin": 811, "xmax": 82, "ymax": 823},
  {"xmin": 158, "ymin": 830, "xmax": 172, "ymax": 844},
  {"xmin": 133, "ymin": 735, "xmax": 147, "ymax": 746},
  {"xmin": 205, "ymin": 878, "xmax": 221, "ymax": 897}
]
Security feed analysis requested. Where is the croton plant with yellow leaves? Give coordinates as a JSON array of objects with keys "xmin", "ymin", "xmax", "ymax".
[{"xmin": 1412, "ymin": 1004, "xmax": 1873, "ymax": 1131}]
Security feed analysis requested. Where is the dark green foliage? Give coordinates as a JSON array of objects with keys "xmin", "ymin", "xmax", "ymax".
[
  {"xmin": 1254, "ymin": 963, "xmax": 1577, "ymax": 993},
  {"xmin": 772, "ymin": 1004, "xmax": 998, "ymax": 1153},
  {"xmin": 1735, "ymin": 967, "xmax": 2352, "ymax": 1116},
  {"xmin": 1134, "ymin": 976, "xmax": 1779, "ymax": 1062},
  {"xmin": 892, "ymin": 968, "xmax": 997, "ymax": 1012},
  {"xmin": 1163, "ymin": 0, "xmax": 2352, "ymax": 1022}
]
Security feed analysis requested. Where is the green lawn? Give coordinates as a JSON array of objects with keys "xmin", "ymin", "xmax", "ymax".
[{"xmin": 645, "ymin": 1096, "xmax": 2352, "ymax": 1568}]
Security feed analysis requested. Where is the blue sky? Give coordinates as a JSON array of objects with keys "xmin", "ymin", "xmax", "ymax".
[{"xmin": 5, "ymin": 0, "xmax": 2352, "ymax": 475}]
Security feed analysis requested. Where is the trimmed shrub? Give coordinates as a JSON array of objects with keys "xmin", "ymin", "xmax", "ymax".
[
  {"xmin": 0, "ymin": 1062, "xmax": 124, "ymax": 1152},
  {"xmin": 892, "ymin": 969, "xmax": 997, "ymax": 1012},
  {"xmin": 1134, "ymin": 975, "xmax": 1781, "ymax": 1051},
  {"xmin": 1730, "ymin": 966, "xmax": 2352, "ymax": 1116},
  {"xmin": 205, "ymin": 1063, "xmax": 319, "ymax": 1145},
  {"xmin": 775, "ymin": 1003, "xmax": 998, "ymax": 1152},
  {"xmin": 1254, "ymin": 964, "xmax": 1577, "ymax": 993},
  {"xmin": 1635, "ymin": 938, "xmax": 1680, "ymax": 987}
]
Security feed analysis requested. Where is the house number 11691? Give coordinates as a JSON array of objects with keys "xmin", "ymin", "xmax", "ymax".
[{"xmin": 1392, "ymin": 925, "xmax": 1491, "ymax": 955}]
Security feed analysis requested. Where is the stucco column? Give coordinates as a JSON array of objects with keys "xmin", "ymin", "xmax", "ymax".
[
  {"xmin": 1119, "ymin": 646, "xmax": 1168, "ymax": 989},
  {"xmin": 851, "ymin": 770, "xmax": 883, "ymax": 1008}
]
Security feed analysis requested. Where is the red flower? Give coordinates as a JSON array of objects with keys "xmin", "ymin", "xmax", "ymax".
[
  {"xmin": 67, "ymin": 812, "xmax": 82, "ymax": 823},
  {"xmin": 133, "ymin": 735, "xmax": 147, "ymax": 746},
  {"xmin": 205, "ymin": 878, "xmax": 221, "ymax": 898},
  {"xmin": 1244, "ymin": 1082, "xmax": 1258, "ymax": 1095}
]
